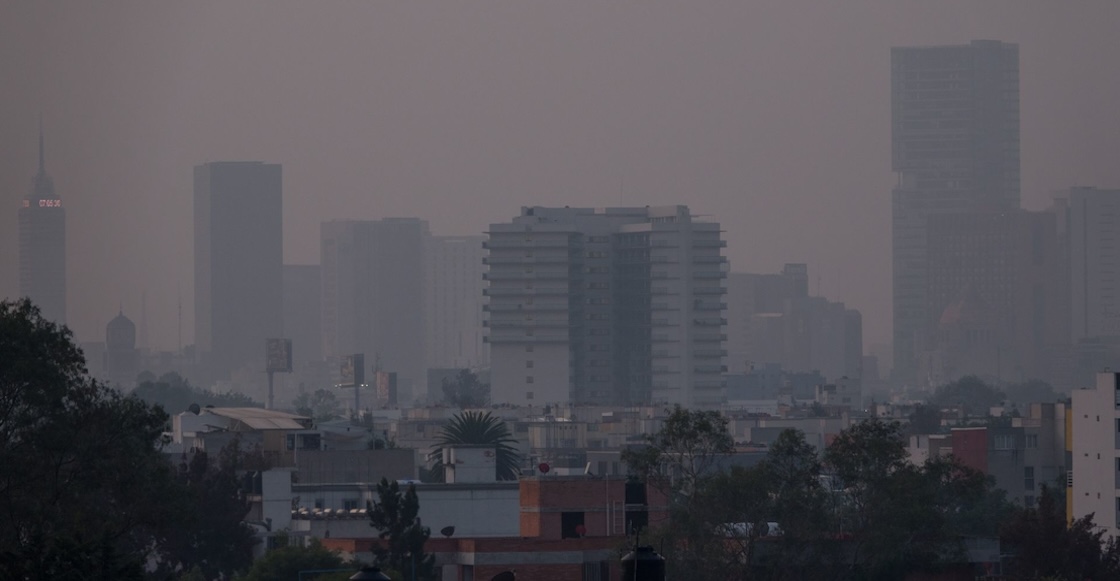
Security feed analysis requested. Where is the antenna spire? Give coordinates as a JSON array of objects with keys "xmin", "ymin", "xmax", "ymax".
[{"xmin": 38, "ymin": 114, "xmax": 45, "ymax": 173}]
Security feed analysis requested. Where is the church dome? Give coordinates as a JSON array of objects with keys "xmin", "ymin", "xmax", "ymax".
[{"xmin": 106, "ymin": 310, "xmax": 136, "ymax": 351}]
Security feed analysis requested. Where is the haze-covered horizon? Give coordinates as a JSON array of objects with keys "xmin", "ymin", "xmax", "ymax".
[{"xmin": 4, "ymin": 1, "xmax": 1120, "ymax": 359}]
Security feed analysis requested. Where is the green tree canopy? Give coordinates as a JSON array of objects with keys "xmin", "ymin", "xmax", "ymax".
[
  {"xmin": 293, "ymin": 388, "xmax": 342, "ymax": 423},
  {"xmin": 0, "ymin": 298, "xmax": 257, "ymax": 579},
  {"xmin": 621, "ymin": 405, "xmax": 734, "ymax": 502},
  {"xmin": 1001, "ymin": 485, "xmax": 1120, "ymax": 580},
  {"xmin": 929, "ymin": 375, "xmax": 1005, "ymax": 417},
  {"xmin": 233, "ymin": 539, "xmax": 353, "ymax": 581},
  {"xmin": 426, "ymin": 411, "xmax": 521, "ymax": 482},
  {"xmin": 132, "ymin": 371, "xmax": 260, "ymax": 413},
  {"xmin": 367, "ymin": 479, "xmax": 435, "ymax": 581},
  {"xmin": 441, "ymin": 368, "xmax": 489, "ymax": 408}
]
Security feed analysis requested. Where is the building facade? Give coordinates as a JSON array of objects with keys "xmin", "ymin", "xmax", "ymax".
[
  {"xmin": 891, "ymin": 40, "xmax": 1020, "ymax": 381},
  {"xmin": 320, "ymin": 218, "xmax": 428, "ymax": 402},
  {"xmin": 425, "ymin": 235, "xmax": 488, "ymax": 371},
  {"xmin": 1071, "ymin": 372, "xmax": 1120, "ymax": 539},
  {"xmin": 485, "ymin": 206, "xmax": 726, "ymax": 408},
  {"xmin": 193, "ymin": 161, "xmax": 284, "ymax": 381},
  {"xmin": 18, "ymin": 125, "xmax": 66, "ymax": 324}
]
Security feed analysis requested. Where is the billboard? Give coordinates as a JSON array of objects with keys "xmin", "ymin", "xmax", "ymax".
[
  {"xmin": 265, "ymin": 338, "xmax": 293, "ymax": 373},
  {"xmin": 339, "ymin": 354, "xmax": 365, "ymax": 388},
  {"xmin": 375, "ymin": 371, "xmax": 398, "ymax": 405}
]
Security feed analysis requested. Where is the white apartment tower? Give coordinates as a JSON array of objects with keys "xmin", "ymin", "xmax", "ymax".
[
  {"xmin": 1071, "ymin": 372, "xmax": 1120, "ymax": 540},
  {"xmin": 425, "ymin": 235, "xmax": 488, "ymax": 369},
  {"xmin": 484, "ymin": 206, "xmax": 727, "ymax": 408}
]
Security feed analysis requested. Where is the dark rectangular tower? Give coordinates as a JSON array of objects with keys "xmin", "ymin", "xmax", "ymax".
[
  {"xmin": 891, "ymin": 40, "xmax": 1020, "ymax": 381},
  {"xmin": 194, "ymin": 161, "xmax": 283, "ymax": 380}
]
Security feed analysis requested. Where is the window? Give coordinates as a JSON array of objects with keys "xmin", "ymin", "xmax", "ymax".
[
  {"xmin": 994, "ymin": 434, "xmax": 1015, "ymax": 450},
  {"xmin": 526, "ymin": 391, "xmax": 534, "ymax": 400},
  {"xmin": 343, "ymin": 499, "xmax": 360, "ymax": 510},
  {"xmin": 526, "ymin": 360, "xmax": 534, "ymax": 368},
  {"xmin": 526, "ymin": 376, "xmax": 534, "ymax": 384},
  {"xmin": 1024, "ymin": 467, "xmax": 1035, "ymax": 492},
  {"xmin": 525, "ymin": 345, "xmax": 534, "ymax": 352},
  {"xmin": 1025, "ymin": 495, "xmax": 1036, "ymax": 508},
  {"xmin": 314, "ymin": 498, "xmax": 325, "ymax": 510},
  {"xmin": 1026, "ymin": 434, "xmax": 1038, "ymax": 449},
  {"xmin": 561, "ymin": 511, "xmax": 586, "ymax": 539}
]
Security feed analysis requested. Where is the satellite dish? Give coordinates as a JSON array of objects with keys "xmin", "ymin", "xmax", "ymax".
[
  {"xmin": 440, "ymin": 526, "xmax": 455, "ymax": 538},
  {"xmin": 490, "ymin": 572, "xmax": 515, "ymax": 581},
  {"xmin": 188, "ymin": 403, "xmax": 201, "ymax": 415}
]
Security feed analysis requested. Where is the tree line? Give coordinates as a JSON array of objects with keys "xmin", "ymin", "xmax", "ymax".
[{"xmin": 624, "ymin": 405, "xmax": 1120, "ymax": 581}]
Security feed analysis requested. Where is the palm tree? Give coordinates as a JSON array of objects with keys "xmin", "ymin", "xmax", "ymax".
[{"xmin": 427, "ymin": 411, "xmax": 521, "ymax": 482}]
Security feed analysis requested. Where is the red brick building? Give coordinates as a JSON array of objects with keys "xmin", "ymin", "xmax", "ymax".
[{"xmin": 324, "ymin": 476, "xmax": 668, "ymax": 581}]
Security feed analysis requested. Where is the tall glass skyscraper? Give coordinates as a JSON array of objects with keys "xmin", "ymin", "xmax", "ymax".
[
  {"xmin": 194, "ymin": 161, "xmax": 283, "ymax": 380},
  {"xmin": 891, "ymin": 40, "xmax": 1020, "ymax": 381}
]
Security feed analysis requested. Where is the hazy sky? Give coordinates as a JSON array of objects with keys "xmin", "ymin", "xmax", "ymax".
[{"xmin": 3, "ymin": 2, "xmax": 1120, "ymax": 360}]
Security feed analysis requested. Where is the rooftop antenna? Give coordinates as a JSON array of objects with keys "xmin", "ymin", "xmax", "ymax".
[
  {"xmin": 139, "ymin": 291, "xmax": 149, "ymax": 350},
  {"xmin": 38, "ymin": 114, "xmax": 45, "ymax": 173}
]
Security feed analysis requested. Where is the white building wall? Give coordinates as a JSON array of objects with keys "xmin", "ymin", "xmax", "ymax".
[{"xmin": 1071, "ymin": 372, "xmax": 1120, "ymax": 539}]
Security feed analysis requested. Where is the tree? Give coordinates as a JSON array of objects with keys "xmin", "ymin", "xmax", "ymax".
[
  {"xmin": 0, "ymin": 299, "xmax": 174, "ymax": 579},
  {"xmin": 824, "ymin": 418, "xmax": 1009, "ymax": 579},
  {"xmin": 1004, "ymin": 379, "xmax": 1062, "ymax": 407},
  {"xmin": 234, "ymin": 539, "xmax": 353, "ymax": 581},
  {"xmin": 132, "ymin": 371, "xmax": 261, "ymax": 413},
  {"xmin": 929, "ymin": 375, "xmax": 1005, "ymax": 417},
  {"xmin": 440, "ymin": 369, "xmax": 489, "ymax": 408},
  {"xmin": 367, "ymin": 479, "xmax": 435, "ymax": 581},
  {"xmin": 0, "ymin": 299, "xmax": 258, "ymax": 580},
  {"xmin": 426, "ymin": 411, "xmax": 521, "ymax": 482},
  {"xmin": 1002, "ymin": 485, "xmax": 1120, "ymax": 580},
  {"xmin": 622, "ymin": 405, "xmax": 734, "ymax": 502},
  {"xmin": 153, "ymin": 444, "xmax": 258, "ymax": 579},
  {"xmin": 293, "ymin": 388, "xmax": 342, "ymax": 423}
]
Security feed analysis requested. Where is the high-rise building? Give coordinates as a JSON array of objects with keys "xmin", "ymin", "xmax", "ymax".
[
  {"xmin": 726, "ymin": 264, "xmax": 863, "ymax": 387},
  {"xmin": 1063, "ymin": 187, "xmax": 1120, "ymax": 342},
  {"xmin": 320, "ymin": 218, "xmax": 427, "ymax": 402},
  {"xmin": 891, "ymin": 40, "xmax": 1020, "ymax": 381},
  {"xmin": 19, "ymin": 123, "xmax": 66, "ymax": 324},
  {"xmin": 484, "ymin": 206, "xmax": 726, "ymax": 408},
  {"xmin": 425, "ymin": 235, "xmax": 488, "ymax": 370},
  {"xmin": 283, "ymin": 264, "xmax": 322, "ymax": 371},
  {"xmin": 922, "ymin": 209, "xmax": 1067, "ymax": 384},
  {"xmin": 193, "ymin": 161, "xmax": 283, "ymax": 380}
]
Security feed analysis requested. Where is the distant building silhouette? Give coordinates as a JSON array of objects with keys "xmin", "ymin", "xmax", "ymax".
[
  {"xmin": 193, "ymin": 161, "xmax": 283, "ymax": 381},
  {"xmin": 320, "ymin": 218, "xmax": 428, "ymax": 403},
  {"xmin": 425, "ymin": 235, "xmax": 488, "ymax": 370},
  {"xmin": 19, "ymin": 120, "xmax": 66, "ymax": 324},
  {"xmin": 891, "ymin": 40, "xmax": 1020, "ymax": 382},
  {"xmin": 484, "ymin": 206, "xmax": 726, "ymax": 407},
  {"xmin": 104, "ymin": 308, "xmax": 137, "ymax": 388}
]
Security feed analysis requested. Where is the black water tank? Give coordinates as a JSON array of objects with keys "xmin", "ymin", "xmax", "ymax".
[{"xmin": 621, "ymin": 545, "xmax": 665, "ymax": 581}]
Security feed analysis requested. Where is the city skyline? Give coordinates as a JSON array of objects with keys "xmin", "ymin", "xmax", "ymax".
[{"xmin": 4, "ymin": 3, "xmax": 1120, "ymax": 364}]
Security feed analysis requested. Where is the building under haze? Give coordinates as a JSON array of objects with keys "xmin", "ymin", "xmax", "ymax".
[
  {"xmin": 193, "ymin": 161, "xmax": 283, "ymax": 382},
  {"xmin": 282, "ymin": 264, "xmax": 322, "ymax": 371},
  {"xmin": 320, "ymin": 218, "xmax": 427, "ymax": 403},
  {"xmin": 18, "ymin": 124, "xmax": 66, "ymax": 324},
  {"xmin": 425, "ymin": 235, "xmax": 488, "ymax": 372},
  {"xmin": 484, "ymin": 206, "xmax": 726, "ymax": 408},
  {"xmin": 891, "ymin": 40, "xmax": 1020, "ymax": 382}
]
